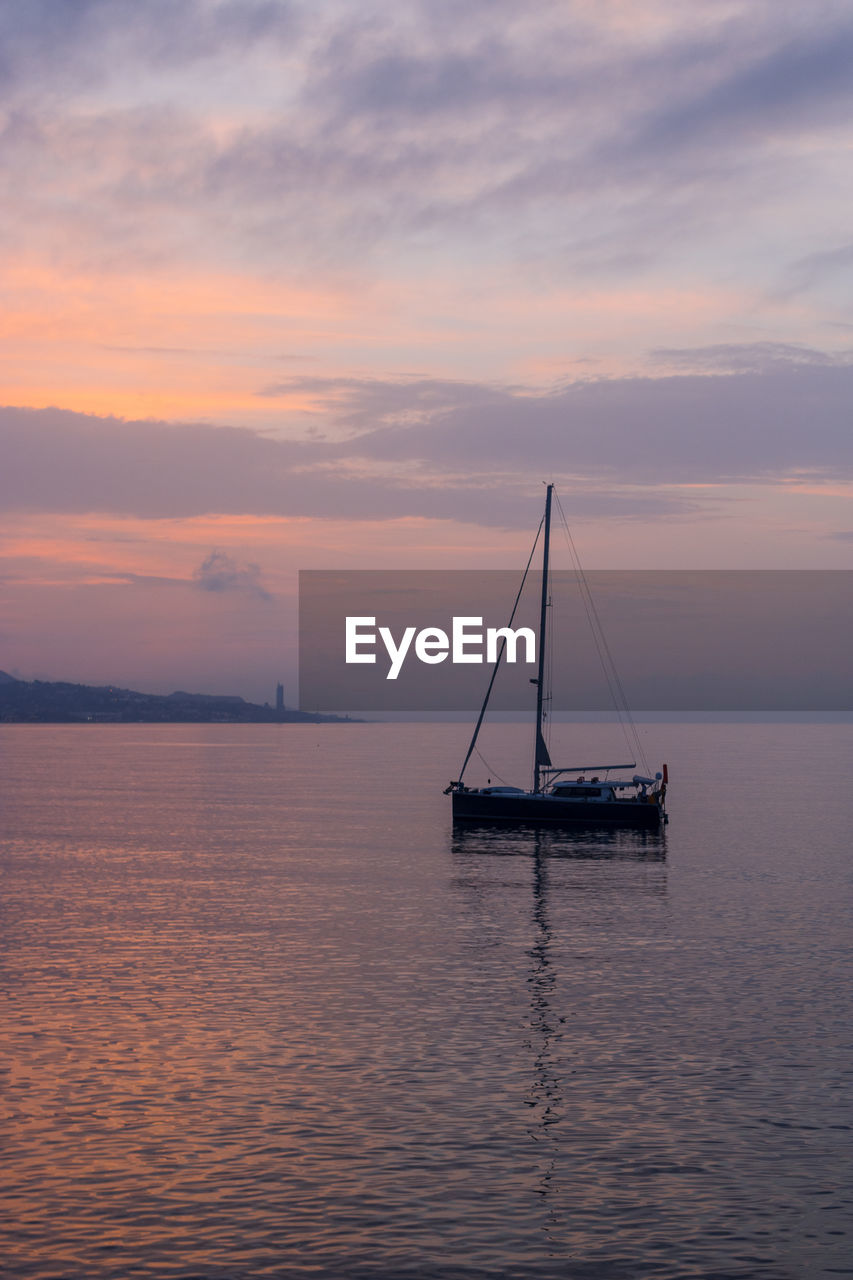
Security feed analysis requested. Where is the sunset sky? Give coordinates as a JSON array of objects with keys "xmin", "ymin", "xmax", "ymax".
[{"xmin": 2, "ymin": 0, "xmax": 852, "ymax": 701}]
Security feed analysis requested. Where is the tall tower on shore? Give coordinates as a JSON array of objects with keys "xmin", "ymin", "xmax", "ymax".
[{"xmin": 275, "ymin": 682, "xmax": 284, "ymax": 714}]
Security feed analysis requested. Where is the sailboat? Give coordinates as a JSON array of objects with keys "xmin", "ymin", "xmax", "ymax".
[{"xmin": 446, "ymin": 484, "xmax": 668, "ymax": 828}]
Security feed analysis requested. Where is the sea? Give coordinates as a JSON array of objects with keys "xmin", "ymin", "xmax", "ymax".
[{"xmin": 1, "ymin": 721, "xmax": 851, "ymax": 1280}]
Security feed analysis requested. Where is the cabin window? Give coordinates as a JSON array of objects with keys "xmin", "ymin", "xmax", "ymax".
[{"xmin": 554, "ymin": 785, "xmax": 602, "ymax": 798}]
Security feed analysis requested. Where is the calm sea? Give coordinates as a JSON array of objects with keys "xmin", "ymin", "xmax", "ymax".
[{"xmin": 1, "ymin": 722, "xmax": 851, "ymax": 1280}]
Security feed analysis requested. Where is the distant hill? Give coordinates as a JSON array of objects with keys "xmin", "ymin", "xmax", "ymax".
[{"xmin": 0, "ymin": 676, "xmax": 350, "ymax": 724}]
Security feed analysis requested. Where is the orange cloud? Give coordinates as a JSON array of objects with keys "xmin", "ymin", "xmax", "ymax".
[
  {"xmin": 0, "ymin": 257, "xmax": 381, "ymax": 425},
  {"xmin": 0, "ymin": 511, "xmax": 537, "ymax": 595}
]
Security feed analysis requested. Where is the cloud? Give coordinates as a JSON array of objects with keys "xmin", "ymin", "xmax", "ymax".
[
  {"xmin": 0, "ymin": 404, "xmax": 694, "ymax": 527},
  {"xmin": 257, "ymin": 375, "xmax": 508, "ymax": 431},
  {"xmin": 650, "ymin": 343, "xmax": 851, "ymax": 375},
  {"xmin": 0, "ymin": 1, "xmax": 299, "ymax": 94},
  {"xmin": 781, "ymin": 242, "xmax": 853, "ymax": 299},
  {"xmin": 193, "ymin": 548, "xmax": 271, "ymax": 599},
  {"xmin": 3, "ymin": 347, "xmax": 853, "ymax": 527},
  {"xmin": 3, "ymin": 0, "xmax": 852, "ymax": 280},
  {"xmin": 266, "ymin": 360, "xmax": 853, "ymax": 487},
  {"xmin": 619, "ymin": 20, "xmax": 853, "ymax": 160}
]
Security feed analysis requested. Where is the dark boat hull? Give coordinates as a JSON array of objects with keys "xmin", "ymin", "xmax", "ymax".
[{"xmin": 452, "ymin": 790, "xmax": 663, "ymax": 828}]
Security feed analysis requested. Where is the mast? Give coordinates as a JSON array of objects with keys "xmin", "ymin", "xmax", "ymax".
[{"xmin": 533, "ymin": 484, "xmax": 553, "ymax": 793}]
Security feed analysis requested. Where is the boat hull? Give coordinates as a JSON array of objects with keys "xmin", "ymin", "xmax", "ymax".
[{"xmin": 452, "ymin": 790, "xmax": 663, "ymax": 828}]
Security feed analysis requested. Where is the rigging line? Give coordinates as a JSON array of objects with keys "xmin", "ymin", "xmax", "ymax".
[
  {"xmin": 553, "ymin": 492, "xmax": 651, "ymax": 775},
  {"xmin": 569, "ymin": 545, "xmax": 647, "ymax": 775},
  {"xmin": 456, "ymin": 510, "xmax": 546, "ymax": 785},
  {"xmin": 554, "ymin": 500, "xmax": 632, "ymax": 754},
  {"xmin": 558, "ymin": 501, "xmax": 649, "ymax": 775},
  {"xmin": 474, "ymin": 746, "xmax": 510, "ymax": 787}
]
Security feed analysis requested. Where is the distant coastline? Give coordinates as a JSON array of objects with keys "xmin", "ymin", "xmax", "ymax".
[{"xmin": 0, "ymin": 671, "xmax": 350, "ymax": 724}]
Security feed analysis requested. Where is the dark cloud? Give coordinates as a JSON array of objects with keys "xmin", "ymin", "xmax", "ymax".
[
  {"xmin": 265, "ymin": 362, "xmax": 853, "ymax": 486},
  {"xmin": 257, "ymin": 376, "xmax": 508, "ymax": 433},
  {"xmin": 294, "ymin": 4, "xmax": 853, "ymax": 236},
  {"xmin": 619, "ymin": 22, "xmax": 853, "ymax": 161},
  {"xmin": 307, "ymin": 14, "xmax": 612, "ymax": 124},
  {"xmin": 2, "ymin": 351, "xmax": 852, "ymax": 526},
  {"xmin": 651, "ymin": 343, "xmax": 851, "ymax": 375},
  {"xmin": 193, "ymin": 549, "xmax": 271, "ymax": 600},
  {"xmin": 0, "ymin": 404, "xmax": 695, "ymax": 528},
  {"xmin": 781, "ymin": 242, "xmax": 853, "ymax": 298},
  {"xmin": 0, "ymin": 0, "xmax": 298, "ymax": 92},
  {"xmin": 2, "ymin": 1, "xmax": 850, "ymax": 273}
]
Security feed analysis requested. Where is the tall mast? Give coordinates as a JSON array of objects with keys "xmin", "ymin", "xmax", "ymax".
[{"xmin": 533, "ymin": 484, "xmax": 553, "ymax": 793}]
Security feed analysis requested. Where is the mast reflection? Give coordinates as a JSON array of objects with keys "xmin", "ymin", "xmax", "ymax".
[
  {"xmin": 450, "ymin": 822, "xmax": 667, "ymax": 1249},
  {"xmin": 525, "ymin": 833, "xmax": 562, "ymax": 1230}
]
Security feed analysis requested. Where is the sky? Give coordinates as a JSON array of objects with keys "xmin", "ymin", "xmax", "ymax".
[{"xmin": 2, "ymin": 0, "xmax": 852, "ymax": 702}]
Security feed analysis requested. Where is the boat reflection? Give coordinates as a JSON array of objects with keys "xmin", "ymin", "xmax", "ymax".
[{"xmin": 451, "ymin": 820, "xmax": 666, "ymax": 862}]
